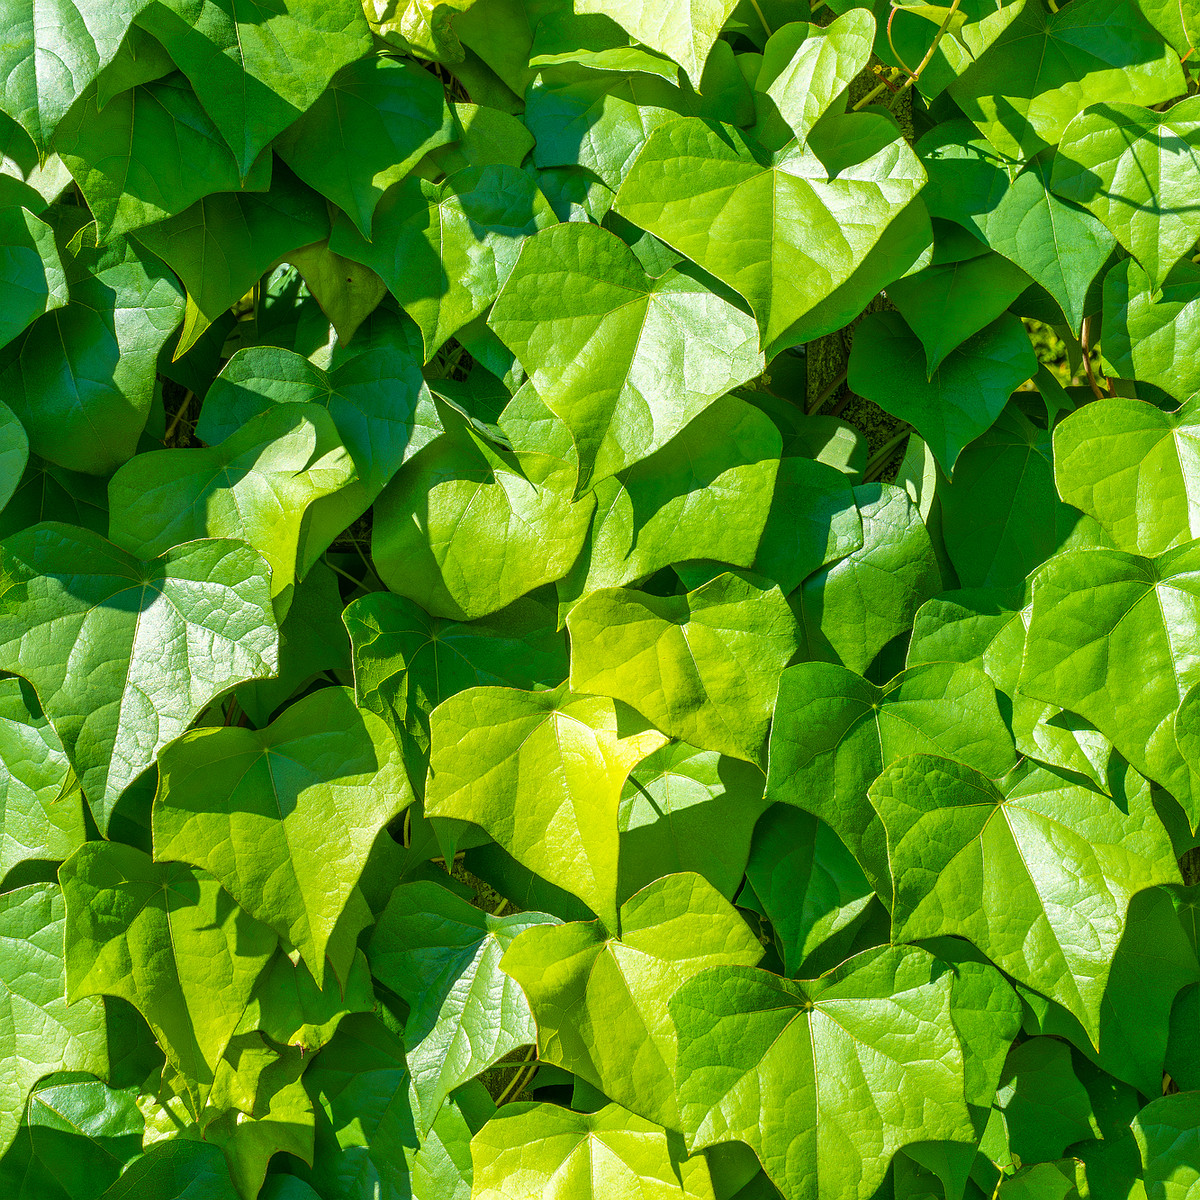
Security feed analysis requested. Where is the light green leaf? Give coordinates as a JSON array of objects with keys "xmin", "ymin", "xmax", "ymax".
[
  {"xmin": 0, "ymin": 885, "xmax": 109, "ymax": 1157},
  {"xmin": 1053, "ymin": 393, "xmax": 1200, "ymax": 557},
  {"xmin": 1136, "ymin": 0, "xmax": 1199, "ymax": 55},
  {"xmin": 567, "ymin": 572, "xmax": 800, "ymax": 764},
  {"xmin": 426, "ymin": 683, "xmax": 667, "ymax": 929},
  {"xmin": 109, "ymin": 403, "xmax": 356, "ymax": 602},
  {"xmin": 618, "ymin": 741, "xmax": 770, "ymax": 904},
  {"xmin": 371, "ymin": 400, "xmax": 594, "ymax": 621},
  {"xmin": 576, "ymin": 0, "xmax": 741, "ymax": 86},
  {"xmin": 407, "ymin": 1082, "xmax": 493, "ymax": 1200},
  {"xmin": 793, "ymin": 482, "xmax": 942, "ymax": 674},
  {"xmin": 0, "ymin": 525, "xmax": 279, "ymax": 829},
  {"xmin": 427, "ymin": 100, "xmax": 534, "ymax": 174},
  {"xmin": 0, "ymin": 0, "xmax": 150, "ymax": 147},
  {"xmin": 471, "ymin": 1100, "xmax": 718, "ymax": 1200},
  {"xmin": 848, "ymin": 312, "xmax": 1036, "ymax": 474},
  {"xmin": 154, "ymin": 686, "xmax": 411, "ymax": 985},
  {"xmin": 276, "ymin": 55, "xmax": 454, "ymax": 238},
  {"xmin": 490, "ymin": 221, "xmax": 764, "ymax": 492},
  {"xmin": 0, "ymin": 229, "xmax": 184, "ymax": 475},
  {"xmin": 670, "ymin": 944, "xmax": 976, "ymax": 1200},
  {"xmin": 52, "ymin": 73, "xmax": 266, "ymax": 239},
  {"xmin": 344, "ymin": 591, "xmax": 567, "ymax": 796},
  {"xmin": 60, "ymin": 843, "xmax": 275, "ymax": 1100},
  {"xmin": 137, "ymin": 0, "xmax": 372, "ymax": 176},
  {"xmin": 367, "ymin": 879, "xmax": 558, "ymax": 1131},
  {"xmin": 500, "ymin": 872, "xmax": 763, "ymax": 1131},
  {"xmin": 871, "ymin": 753, "xmax": 1180, "ymax": 1038},
  {"xmin": 283, "ymin": 240, "xmax": 387, "ymax": 347},
  {"xmin": 529, "ymin": 7, "xmax": 683, "ymax": 80},
  {"xmin": 1052, "ymin": 97, "xmax": 1200, "ymax": 293},
  {"xmin": 333, "ymin": 164, "xmax": 557, "ymax": 361},
  {"xmin": 366, "ymin": 0, "xmax": 479, "ymax": 61},
  {"xmin": 947, "ymin": 0, "xmax": 1185, "ymax": 160},
  {"xmin": 0, "ymin": 676, "xmax": 85, "ymax": 882},
  {"xmin": 1020, "ymin": 543, "xmax": 1200, "ymax": 818},
  {"xmin": 0, "ymin": 206, "xmax": 68, "ymax": 350},
  {"xmin": 766, "ymin": 659, "xmax": 1016, "ymax": 891}
]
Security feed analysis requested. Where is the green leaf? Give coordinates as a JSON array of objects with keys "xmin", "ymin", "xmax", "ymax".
[
  {"xmin": 567, "ymin": 572, "xmax": 799, "ymax": 764},
  {"xmin": 371, "ymin": 400, "xmax": 594, "ymax": 621},
  {"xmin": 425, "ymin": 682, "xmax": 667, "ymax": 929},
  {"xmin": 137, "ymin": 0, "xmax": 372, "ymax": 176},
  {"xmin": 108, "ymin": 403, "xmax": 357, "ymax": 602},
  {"xmin": 333, "ymin": 164, "xmax": 557, "ymax": 361},
  {"xmin": 947, "ymin": 0, "xmax": 1185, "ymax": 161},
  {"xmin": 99, "ymin": 1138, "xmax": 238, "ymax": 1199},
  {"xmin": 792, "ymin": 482, "xmax": 942, "ymax": 674},
  {"xmin": 500, "ymin": 872, "xmax": 762, "ymax": 1130},
  {"xmin": 0, "ymin": 525, "xmax": 279, "ymax": 828},
  {"xmin": 670, "ymin": 944, "xmax": 976, "ymax": 1200},
  {"xmin": 0, "ymin": 0, "xmax": 151, "ymax": 147},
  {"xmin": 576, "ymin": 0, "xmax": 740, "ymax": 87},
  {"xmin": 344, "ymin": 591, "xmax": 567, "ymax": 797},
  {"xmin": 0, "ymin": 676, "xmax": 85, "ymax": 882},
  {"xmin": 618, "ymin": 741, "xmax": 770, "ymax": 904},
  {"xmin": 0, "ymin": 401, "xmax": 29, "ymax": 514},
  {"xmin": 0, "ymin": 454, "xmax": 108, "ymax": 540},
  {"xmin": 766, "ymin": 659, "xmax": 1016, "ymax": 891},
  {"xmin": 613, "ymin": 112, "xmax": 927, "ymax": 352},
  {"xmin": 1020, "ymin": 544, "xmax": 1200, "ymax": 817},
  {"xmin": 367, "ymin": 879, "xmax": 557, "ymax": 1131},
  {"xmin": 1137, "ymin": 0, "xmax": 1199, "ymax": 55},
  {"xmin": 529, "ymin": 8, "xmax": 683, "ymax": 80},
  {"xmin": 490, "ymin": 221, "xmax": 764, "ymax": 492},
  {"xmin": 557, "ymin": 394, "xmax": 781, "ymax": 607},
  {"xmin": 1103, "ymin": 257, "xmax": 1200, "ymax": 403},
  {"xmin": 52, "ymin": 73, "xmax": 266, "ymax": 240},
  {"xmin": 427, "ymin": 100, "xmax": 534, "ymax": 174},
  {"xmin": 994, "ymin": 1038, "xmax": 1098, "ymax": 1163},
  {"xmin": 154, "ymin": 686, "xmax": 411, "ymax": 984},
  {"xmin": 0, "ymin": 231, "xmax": 184, "ymax": 475},
  {"xmin": 1052, "ymin": 97, "xmax": 1200, "ymax": 293},
  {"xmin": 847, "ymin": 312, "xmax": 1036, "ymax": 474},
  {"xmin": 470, "ymin": 1100, "xmax": 718, "ymax": 1199},
  {"xmin": 283, "ymin": 240, "xmax": 387, "ymax": 347},
  {"xmin": 870, "ymin": 753, "xmax": 1180, "ymax": 1038},
  {"xmin": 276, "ymin": 55, "xmax": 454, "ymax": 238},
  {"xmin": 885, "ymin": 253, "xmax": 1032, "ymax": 376},
  {"xmin": 368, "ymin": 0, "xmax": 480, "ymax": 62},
  {"xmin": 0, "ymin": 206, "xmax": 68, "ymax": 349},
  {"xmin": 0, "ymin": 885, "xmax": 109, "ymax": 1157},
  {"xmin": 132, "ymin": 165, "xmax": 329, "ymax": 359}
]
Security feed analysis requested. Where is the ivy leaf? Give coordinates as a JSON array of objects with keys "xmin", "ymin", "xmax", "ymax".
[
  {"xmin": 0, "ymin": 676, "xmax": 85, "ymax": 883},
  {"xmin": 490, "ymin": 221, "xmax": 764, "ymax": 493},
  {"xmin": 618, "ymin": 742, "xmax": 770, "ymax": 904},
  {"xmin": 614, "ymin": 111, "xmax": 927, "ymax": 353},
  {"xmin": 0, "ymin": 230, "xmax": 184, "ymax": 475},
  {"xmin": 470, "ymin": 1100, "xmax": 718, "ymax": 1200},
  {"xmin": 333, "ymin": 164, "xmax": 556, "ymax": 361},
  {"xmin": 371, "ymin": 400, "xmax": 594, "ymax": 622},
  {"xmin": 344, "ymin": 591, "xmax": 567, "ymax": 797},
  {"xmin": 0, "ymin": 525, "xmax": 279, "ymax": 829},
  {"xmin": 137, "ymin": 0, "xmax": 372, "ymax": 177},
  {"xmin": 1020, "ymin": 544, "xmax": 1200, "ymax": 818},
  {"xmin": 276, "ymin": 55, "xmax": 454, "ymax": 239},
  {"xmin": 0, "ymin": 0, "xmax": 150, "ymax": 148},
  {"xmin": 367, "ymin": 879, "xmax": 558, "ymax": 1132},
  {"xmin": 0, "ymin": 885, "xmax": 109, "ymax": 1157},
  {"xmin": 567, "ymin": 572, "xmax": 800, "ymax": 765},
  {"xmin": 670, "ymin": 944, "xmax": 976, "ymax": 1200},
  {"xmin": 60, "ymin": 842, "xmax": 275, "ymax": 1102},
  {"xmin": 0, "ymin": 206, "xmax": 68, "ymax": 350},
  {"xmin": 154, "ymin": 686, "xmax": 411, "ymax": 986},
  {"xmin": 1103, "ymin": 257, "xmax": 1200, "ymax": 403},
  {"xmin": 848, "ymin": 312, "xmax": 1036, "ymax": 474},
  {"xmin": 109, "ymin": 403, "xmax": 357, "ymax": 602},
  {"xmin": 947, "ymin": 0, "xmax": 1185, "ymax": 160},
  {"xmin": 426, "ymin": 683, "xmax": 667, "ymax": 929},
  {"xmin": 871, "ymin": 753, "xmax": 1180, "ymax": 1039},
  {"xmin": 1052, "ymin": 97, "xmax": 1200, "ymax": 293},
  {"xmin": 132, "ymin": 165, "xmax": 329, "ymax": 359},
  {"xmin": 52, "ymin": 73, "xmax": 266, "ymax": 240},
  {"xmin": 766, "ymin": 660, "xmax": 1016, "ymax": 892},
  {"xmin": 500, "ymin": 872, "xmax": 762, "ymax": 1131}
]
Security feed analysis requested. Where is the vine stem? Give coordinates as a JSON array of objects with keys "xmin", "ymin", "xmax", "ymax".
[
  {"xmin": 496, "ymin": 1048, "xmax": 537, "ymax": 1105},
  {"xmin": 890, "ymin": 0, "xmax": 964, "ymax": 96},
  {"xmin": 1080, "ymin": 314, "xmax": 1106, "ymax": 402},
  {"xmin": 807, "ymin": 368, "xmax": 848, "ymax": 414},
  {"xmin": 864, "ymin": 425, "xmax": 912, "ymax": 480},
  {"xmin": 748, "ymin": 0, "xmax": 772, "ymax": 36},
  {"xmin": 162, "ymin": 390, "xmax": 195, "ymax": 443}
]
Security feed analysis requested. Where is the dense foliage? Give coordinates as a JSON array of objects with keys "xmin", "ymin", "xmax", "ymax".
[{"xmin": 1, "ymin": 0, "xmax": 1200, "ymax": 1197}]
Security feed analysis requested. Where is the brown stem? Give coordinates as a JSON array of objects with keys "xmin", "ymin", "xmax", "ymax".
[{"xmin": 1080, "ymin": 315, "xmax": 1106, "ymax": 402}]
